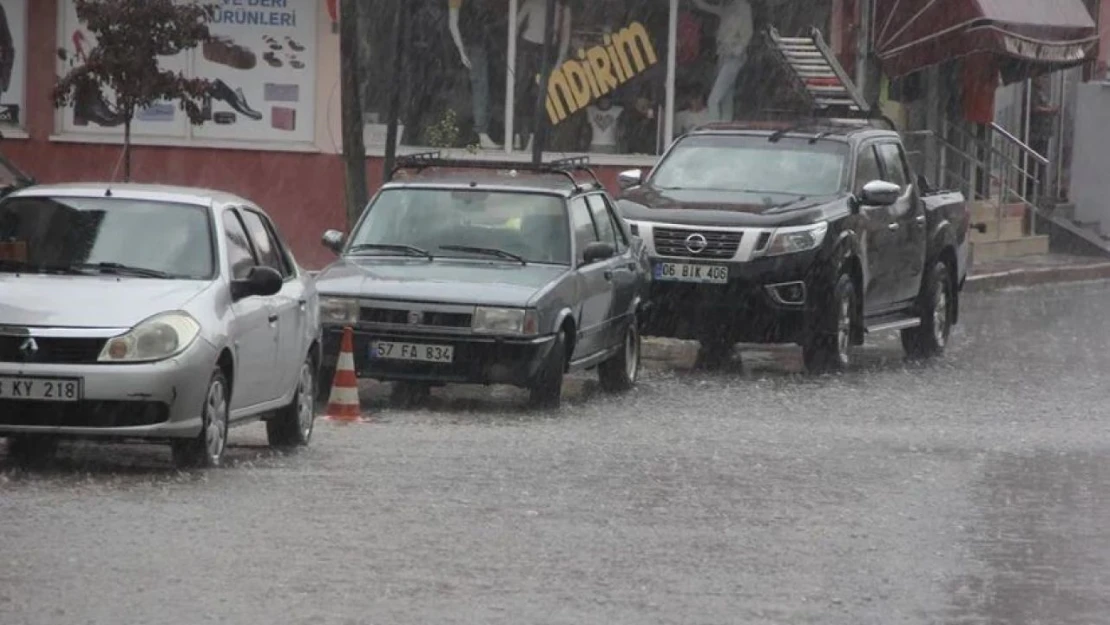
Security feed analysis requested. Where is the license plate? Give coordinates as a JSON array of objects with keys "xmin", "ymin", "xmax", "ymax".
[
  {"xmin": 371, "ymin": 341, "xmax": 454, "ymax": 363},
  {"xmin": 654, "ymin": 262, "xmax": 729, "ymax": 284},
  {"xmin": 0, "ymin": 376, "xmax": 82, "ymax": 402}
]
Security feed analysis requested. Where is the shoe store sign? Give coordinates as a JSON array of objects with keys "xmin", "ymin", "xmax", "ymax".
[
  {"xmin": 0, "ymin": 0, "xmax": 26, "ymax": 129},
  {"xmin": 57, "ymin": 0, "xmax": 316, "ymax": 146}
]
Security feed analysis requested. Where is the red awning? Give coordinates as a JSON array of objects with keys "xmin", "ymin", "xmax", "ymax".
[{"xmin": 875, "ymin": 0, "xmax": 1099, "ymax": 81}]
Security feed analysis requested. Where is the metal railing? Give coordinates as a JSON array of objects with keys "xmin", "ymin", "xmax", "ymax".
[{"xmin": 902, "ymin": 120, "xmax": 1050, "ymax": 236}]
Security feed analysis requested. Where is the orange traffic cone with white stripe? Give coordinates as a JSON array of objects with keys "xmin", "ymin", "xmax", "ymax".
[{"xmin": 322, "ymin": 326, "xmax": 367, "ymax": 423}]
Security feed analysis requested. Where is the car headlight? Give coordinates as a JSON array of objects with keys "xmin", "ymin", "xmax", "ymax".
[
  {"xmin": 320, "ymin": 297, "xmax": 360, "ymax": 324},
  {"xmin": 472, "ymin": 307, "xmax": 538, "ymax": 335},
  {"xmin": 763, "ymin": 222, "xmax": 829, "ymax": 257},
  {"xmin": 99, "ymin": 312, "xmax": 201, "ymax": 363}
]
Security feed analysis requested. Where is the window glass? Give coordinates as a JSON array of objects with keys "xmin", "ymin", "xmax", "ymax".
[
  {"xmin": 854, "ymin": 145, "xmax": 883, "ymax": 193},
  {"xmin": 569, "ymin": 197, "xmax": 599, "ymax": 263},
  {"xmin": 586, "ymin": 195, "xmax": 618, "ymax": 247},
  {"xmin": 240, "ymin": 210, "xmax": 289, "ymax": 277},
  {"xmin": 877, "ymin": 143, "xmax": 909, "ymax": 189},
  {"xmin": 0, "ymin": 196, "xmax": 214, "ymax": 279},
  {"xmin": 348, "ymin": 189, "xmax": 571, "ymax": 264},
  {"xmin": 222, "ymin": 211, "xmax": 257, "ymax": 280}
]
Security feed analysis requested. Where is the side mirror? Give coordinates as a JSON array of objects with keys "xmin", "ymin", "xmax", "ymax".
[
  {"xmin": 617, "ymin": 169, "xmax": 643, "ymax": 190},
  {"xmin": 582, "ymin": 241, "xmax": 616, "ymax": 265},
  {"xmin": 321, "ymin": 229, "xmax": 346, "ymax": 254},
  {"xmin": 231, "ymin": 265, "xmax": 283, "ymax": 300},
  {"xmin": 858, "ymin": 180, "xmax": 901, "ymax": 207}
]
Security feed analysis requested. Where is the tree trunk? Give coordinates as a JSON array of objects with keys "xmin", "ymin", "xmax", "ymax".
[
  {"xmin": 123, "ymin": 116, "xmax": 132, "ymax": 182},
  {"xmin": 339, "ymin": 0, "xmax": 368, "ymax": 228}
]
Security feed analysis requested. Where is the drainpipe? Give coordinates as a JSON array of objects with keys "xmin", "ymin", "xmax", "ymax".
[{"xmin": 855, "ymin": 0, "xmax": 871, "ymax": 96}]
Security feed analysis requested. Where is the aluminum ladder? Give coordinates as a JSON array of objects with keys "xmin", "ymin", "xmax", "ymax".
[{"xmin": 765, "ymin": 26, "xmax": 869, "ymax": 115}]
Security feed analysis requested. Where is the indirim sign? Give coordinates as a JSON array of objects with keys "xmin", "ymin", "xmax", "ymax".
[{"xmin": 544, "ymin": 22, "xmax": 659, "ymax": 125}]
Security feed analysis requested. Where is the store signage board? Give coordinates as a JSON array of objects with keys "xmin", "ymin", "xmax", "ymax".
[{"xmin": 0, "ymin": 0, "xmax": 26, "ymax": 129}]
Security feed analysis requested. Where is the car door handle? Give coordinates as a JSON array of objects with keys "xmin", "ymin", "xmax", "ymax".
[
  {"xmin": 887, "ymin": 223, "xmax": 901, "ymax": 231},
  {"xmin": 268, "ymin": 313, "xmax": 279, "ymax": 323},
  {"xmin": 915, "ymin": 214, "xmax": 926, "ymax": 225},
  {"xmin": 603, "ymin": 270, "xmax": 613, "ymax": 281}
]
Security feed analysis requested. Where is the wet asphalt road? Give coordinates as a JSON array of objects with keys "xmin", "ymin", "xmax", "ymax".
[{"xmin": 4, "ymin": 281, "xmax": 1110, "ymax": 625}]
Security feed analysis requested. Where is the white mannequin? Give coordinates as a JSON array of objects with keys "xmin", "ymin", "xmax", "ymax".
[
  {"xmin": 693, "ymin": 0, "xmax": 753, "ymax": 122},
  {"xmin": 515, "ymin": 0, "xmax": 573, "ymax": 151},
  {"xmin": 587, "ymin": 98, "xmax": 623, "ymax": 153},
  {"xmin": 448, "ymin": 0, "xmax": 499, "ymax": 149}
]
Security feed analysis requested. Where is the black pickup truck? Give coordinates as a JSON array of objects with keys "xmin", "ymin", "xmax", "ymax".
[{"xmin": 616, "ymin": 118, "xmax": 971, "ymax": 372}]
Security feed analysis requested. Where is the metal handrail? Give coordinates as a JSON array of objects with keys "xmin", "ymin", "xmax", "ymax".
[{"xmin": 989, "ymin": 122, "xmax": 1049, "ymax": 166}]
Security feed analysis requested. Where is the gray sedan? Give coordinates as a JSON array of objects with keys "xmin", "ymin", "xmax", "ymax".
[{"xmin": 0, "ymin": 184, "xmax": 320, "ymax": 468}]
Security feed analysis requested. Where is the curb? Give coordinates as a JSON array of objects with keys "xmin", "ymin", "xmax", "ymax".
[{"xmin": 964, "ymin": 262, "xmax": 1110, "ymax": 293}]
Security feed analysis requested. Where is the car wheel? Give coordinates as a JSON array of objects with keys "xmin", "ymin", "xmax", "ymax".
[
  {"xmin": 390, "ymin": 382, "xmax": 431, "ymax": 408},
  {"xmin": 267, "ymin": 355, "xmax": 316, "ymax": 448},
  {"xmin": 172, "ymin": 369, "xmax": 230, "ymax": 469},
  {"xmin": 7, "ymin": 435, "xmax": 59, "ymax": 467},
  {"xmin": 529, "ymin": 331, "xmax": 566, "ymax": 409},
  {"xmin": 803, "ymin": 272, "xmax": 855, "ymax": 373},
  {"xmin": 599, "ymin": 316, "xmax": 641, "ymax": 392},
  {"xmin": 901, "ymin": 260, "xmax": 952, "ymax": 360}
]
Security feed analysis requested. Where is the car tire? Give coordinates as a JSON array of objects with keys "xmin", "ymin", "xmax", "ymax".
[
  {"xmin": 529, "ymin": 331, "xmax": 566, "ymax": 409},
  {"xmin": 599, "ymin": 316, "xmax": 641, "ymax": 392},
  {"xmin": 172, "ymin": 369, "xmax": 230, "ymax": 469},
  {"xmin": 901, "ymin": 260, "xmax": 952, "ymax": 360},
  {"xmin": 7, "ymin": 435, "xmax": 59, "ymax": 467},
  {"xmin": 267, "ymin": 355, "xmax": 316, "ymax": 448},
  {"xmin": 803, "ymin": 272, "xmax": 855, "ymax": 373},
  {"xmin": 390, "ymin": 382, "xmax": 431, "ymax": 408}
]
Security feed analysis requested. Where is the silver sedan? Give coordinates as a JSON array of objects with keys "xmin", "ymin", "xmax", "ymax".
[{"xmin": 0, "ymin": 183, "xmax": 321, "ymax": 468}]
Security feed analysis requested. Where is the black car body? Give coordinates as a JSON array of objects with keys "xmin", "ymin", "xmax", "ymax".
[
  {"xmin": 314, "ymin": 157, "xmax": 650, "ymax": 407},
  {"xmin": 616, "ymin": 119, "xmax": 971, "ymax": 371}
]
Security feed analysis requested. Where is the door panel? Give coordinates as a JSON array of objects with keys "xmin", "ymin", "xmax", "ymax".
[
  {"xmin": 877, "ymin": 143, "xmax": 927, "ymax": 306},
  {"xmin": 854, "ymin": 144, "xmax": 898, "ymax": 312},
  {"xmin": 587, "ymin": 194, "xmax": 635, "ymax": 348},
  {"xmin": 570, "ymin": 197, "xmax": 611, "ymax": 359},
  {"xmin": 222, "ymin": 210, "xmax": 278, "ymax": 411}
]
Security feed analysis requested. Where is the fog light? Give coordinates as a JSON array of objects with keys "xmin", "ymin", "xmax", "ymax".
[{"xmin": 766, "ymin": 281, "xmax": 806, "ymax": 305}]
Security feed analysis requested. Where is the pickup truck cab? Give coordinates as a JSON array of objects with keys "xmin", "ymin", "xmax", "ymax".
[{"xmin": 616, "ymin": 118, "xmax": 971, "ymax": 372}]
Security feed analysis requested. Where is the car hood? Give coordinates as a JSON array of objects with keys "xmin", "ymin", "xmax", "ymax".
[
  {"xmin": 0, "ymin": 274, "xmax": 211, "ymax": 328},
  {"xmin": 316, "ymin": 258, "xmax": 568, "ymax": 307},
  {"xmin": 619, "ymin": 184, "xmax": 845, "ymax": 227}
]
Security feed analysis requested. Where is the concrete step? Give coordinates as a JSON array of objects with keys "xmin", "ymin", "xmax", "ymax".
[
  {"xmin": 970, "ymin": 201, "xmax": 1026, "ymax": 223},
  {"xmin": 972, "ymin": 235, "xmax": 1050, "ymax": 263},
  {"xmin": 970, "ymin": 216, "xmax": 1025, "ymax": 242}
]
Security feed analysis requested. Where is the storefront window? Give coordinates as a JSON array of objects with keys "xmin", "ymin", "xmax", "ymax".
[
  {"xmin": 0, "ymin": 0, "xmax": 26, "ymax": 132},
  {"xmin": 54, "ymin": 0, "xmax": 318, "ymax": 147}
]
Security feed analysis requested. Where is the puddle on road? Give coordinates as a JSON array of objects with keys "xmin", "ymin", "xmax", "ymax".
[{"xmin": 946, "ymin": 451, "xmax": 1110, "ymax": 624}]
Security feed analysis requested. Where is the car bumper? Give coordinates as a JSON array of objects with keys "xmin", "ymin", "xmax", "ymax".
[
  {"xmin": 642, "ymin": 251, "xmax": 824, "ymax": 343},
  {"xmin": 0, "ymin": 340, "xmax": 218, "ymax": 439},
  {"xmin": 322, "ymin": 325, "xmax": 557, "ymax": 387}
]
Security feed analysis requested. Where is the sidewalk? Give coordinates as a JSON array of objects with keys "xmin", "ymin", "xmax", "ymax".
[{"xmin": 965, "ymin": 253, "xmax": 1110, "ymax": 292}]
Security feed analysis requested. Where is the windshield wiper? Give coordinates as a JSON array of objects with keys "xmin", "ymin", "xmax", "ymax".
[
  {"xmin": 70, "ymin": 262, "xmax": 173, "ymax": 278},
  {"xmin": 346, "ymin": 243, "xmax": 433, "ymax": 260},
  {"xmin": 439, "ymin": 245, "xmax": 526, "ymax": 265},
  {"xmin": 0, "ymin": 258, "xmax": 87, "ymax": 275}
]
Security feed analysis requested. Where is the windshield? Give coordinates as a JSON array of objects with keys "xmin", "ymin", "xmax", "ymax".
[
  {"xmin": 348, "ymin": 188, "xmax": 571, "ymax": 264},
  {"xmin": 0, "ymin": 195, "xmax": 214, "ymax": 279},
  {"xmin": 650, "ymin": 135, "xmax": 848, "ymax": 196}
]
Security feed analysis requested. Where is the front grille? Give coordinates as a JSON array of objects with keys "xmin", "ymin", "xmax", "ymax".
[
  {"xmin": 360, "ymin": 307, "xmax": 472, "ymax": 329},
  {"xmin": 653, "ymin": 227, "xmax": 742, "ymax": 259},
  {"xmin": 0, "ymin": 400, "xmax": 169, "ymax": 428},
  {"xmin": 0, "ymin": 337, "xmax": 106, "ymax": 364}
]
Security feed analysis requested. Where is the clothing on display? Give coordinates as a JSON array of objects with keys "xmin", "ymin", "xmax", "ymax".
[
  {"xmin": 694, "ymin": 0, "xmax": 753, "ymax": 121},
  {"xmin": 587, "ymin": 102, "xmax": 623, "ymax": 151},
  {"xmin": 448, "ymin": 0, "xmax": 507, "ymax": 147},
  {"xmin": 675, "ymin": 106, "xmax": 714, "ymax": 135},
  {"xmin": 515, "ymin": 0, "xmax": 572, "ymax": 146}
]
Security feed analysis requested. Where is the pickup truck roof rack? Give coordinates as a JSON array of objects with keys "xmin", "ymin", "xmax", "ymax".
[
  {"xmin": 390, "ymin": 151, "xmax": 604, "ymax": 191},
  {"xmin": 765, "ymin": 26, "xmax": 870, "ymax": 116}
]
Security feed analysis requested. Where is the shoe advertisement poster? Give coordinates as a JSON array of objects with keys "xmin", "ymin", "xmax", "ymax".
[
  {"xmin": 194, "ymin": 1, "xmax": 316, "ymax": 144},
  {"xmin": 56, "ymin": 0, "xmax": 316, "ymax": 146},
  {"xmin": 58, "ymin": 0, "xmax": 191, "ymax": 138},
  {"xmin": 0, "ymin": 0, "xmax": 26, "ymax": 130}
]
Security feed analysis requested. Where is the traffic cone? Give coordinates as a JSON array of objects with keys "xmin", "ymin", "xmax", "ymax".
[{"xmin": 322, "ymin": 326, "xmax": 367, "ymax": 423}]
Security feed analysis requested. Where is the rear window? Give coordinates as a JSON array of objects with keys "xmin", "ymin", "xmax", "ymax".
[{"xmin": 649, "ymin": 135, "xmax": 848, "ymax": 197}]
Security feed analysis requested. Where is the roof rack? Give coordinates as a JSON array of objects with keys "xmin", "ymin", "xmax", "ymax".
[{"xmin": 390, "ymin": 151, "xmax": 604, "ymax": 191}]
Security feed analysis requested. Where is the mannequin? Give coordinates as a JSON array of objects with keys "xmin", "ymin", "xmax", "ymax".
[
  {"xmin": 586, "ymin": 96, "xmax": 623, "ymax": 154},
  {"xmin": 693, "ymin": 0, "xmax": 752, "ymax": 122},
  {"xmin": 515, "ymin": 0, "xmax": 572, "ymax": 151},
  {"xmin": 448, "ymin": 0, "xmax": 505, "ymax": 149}
]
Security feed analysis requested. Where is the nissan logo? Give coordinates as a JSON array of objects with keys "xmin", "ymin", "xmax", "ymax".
[{"xmin": 685, "ymin": 233, "xmax": 708, "ymax": 254}]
